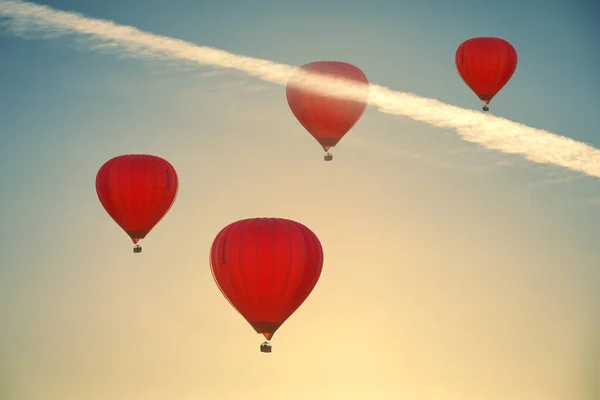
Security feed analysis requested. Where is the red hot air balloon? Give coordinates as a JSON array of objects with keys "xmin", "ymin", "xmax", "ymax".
[
  {"xmin": 286, "ymin": 61, "xmax": 369, "ymax": 161},
  {"xmin": 210, "ymin": 218, "xmax": 324, "ymax": 353},
  {"xmin": 455, "ymin": 37, "xmax": 518, "ymax": 112},
  {"xmin": 95, "ymin": 154, "xmax": 179, "ymax": 253}
]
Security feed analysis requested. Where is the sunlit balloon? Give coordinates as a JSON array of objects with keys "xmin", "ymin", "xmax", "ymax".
[
  {"xmin": 209, "ymin": 217, "xmax": 324, "ymax": 353},
  {"xmin": 455, "ymin": 37, "xmax": 518, "ymax": 112},
  {"xmin": 95, "ymin": 154, "xmax": 179, "ymax": 253},
  {"xmin": 286, "ymin": 61, "xmax": 370, "ymax": 161}
]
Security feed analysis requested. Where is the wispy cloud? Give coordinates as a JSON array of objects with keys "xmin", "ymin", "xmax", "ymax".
[
  {"xmin": 568, "ymin": 196, "xmax": 600, "ymax": 212},
  {"xmin": 529, "ymin": 172, "xmax": 584, "ymax": 187},
  {"xmin": 199, "ymin": 69, "xmax": 231, "ymax": 78},
  {"xmin": 240, "ymin": 84, "xmax": 269, "ymax": 93},
  {"xmin": 345, "ymin": 136, "xmax": 490, "ymax": 173},
  {"xmin": 2, "ymin": 0, "xmax": 600, "ymax": 178}
]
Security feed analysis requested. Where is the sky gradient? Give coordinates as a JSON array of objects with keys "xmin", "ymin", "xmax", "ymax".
[{"xmin": 0, "ymin": 1, "xmax": 599, "ymax": 399}]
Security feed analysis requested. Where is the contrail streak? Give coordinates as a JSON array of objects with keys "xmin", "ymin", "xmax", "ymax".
[{"xmin": 1, "ymin": 0, "xmax": 599, "ymax": 178}]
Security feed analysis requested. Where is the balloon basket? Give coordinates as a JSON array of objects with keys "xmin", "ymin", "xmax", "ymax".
[
  {"xmin": 260, "ymin": 341, "xmax": 272, "ymax": 353},
  {"xmin": 482, "ymin": 105, "xmax": 489, "ymax": 112},
  {"xmin": 324, "ymin": 153, "xmax": 333, "ymax": 161},
  {"xmin": 133, "ymin": 245, "xmax": 142, "ymax": 253}
]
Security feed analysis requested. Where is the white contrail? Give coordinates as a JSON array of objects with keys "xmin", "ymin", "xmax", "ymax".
[{"xmin": 1, "ymin": 0, "xmax": 599, "ymax": 178}]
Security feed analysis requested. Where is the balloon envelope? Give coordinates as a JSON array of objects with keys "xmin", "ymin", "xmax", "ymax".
[
  {"xmin": 286, "ymin": 61, "xmax": 369, "ymax": 153},
  {"xmin": 95, "ymin": 154, "xmax": 179, "ymax": 247},
  {"xmin": 455, "ymin": 37, "xmax": 518, "ymax": 106},
  {"xmin": 210, "ymin": 217, "xmax": 324, "ymax": 341}
]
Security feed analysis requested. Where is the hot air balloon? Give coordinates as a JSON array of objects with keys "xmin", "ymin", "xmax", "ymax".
[
  {"xmin": 455, "ymin": 37, "xmax": 518, "ymax": 112},
  {"xmin": 286, "ymin": 61, "xmax": 370, "ymax": 161},
  {"xmin": 95, "ymin": 154, "xmax": 179, "ymax": 253},
  {"xmin": 210, "ymin": 218, "xmax": 324, "ymax": 353}
]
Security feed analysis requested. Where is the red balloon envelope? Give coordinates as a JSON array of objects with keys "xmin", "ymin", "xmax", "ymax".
[
  {"xmin": 95, "ymin": 154, "xmax": 179, "ymax": 253},
  {"xmin": 455, "ymin": 37, "xmax": 518, "ymax": 111},
  {"xmin": 210, "ymin": 217, "xmax": 324, "ymax": 353},
  {"xmin": 286, "ymin": 61, "xmax": 369, "ymax": 161}
]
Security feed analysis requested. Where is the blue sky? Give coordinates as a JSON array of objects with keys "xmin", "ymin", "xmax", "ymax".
[{"xmin": 0, "ymin": 1, "xmax": 599, "ymax": 399}]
